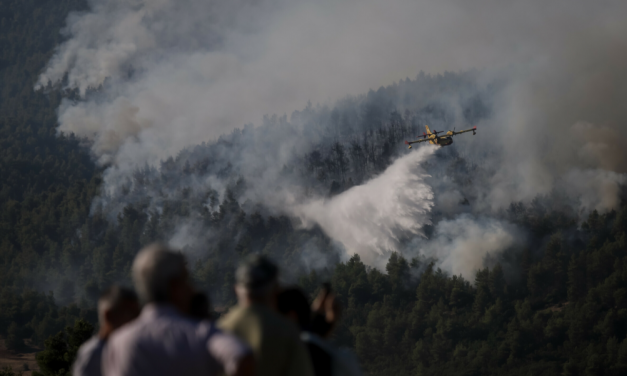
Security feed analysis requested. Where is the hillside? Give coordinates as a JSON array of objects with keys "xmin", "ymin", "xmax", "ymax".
[{"xmin": 1, "ymin": 1, "xmax": 627, "ymax": 376}]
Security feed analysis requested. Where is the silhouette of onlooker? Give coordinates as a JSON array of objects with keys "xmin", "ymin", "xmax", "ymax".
[
  {"xmin": 277, "ymin": 287, "xmax": 311, "ymax": 331},
  {"xmin": 219, "ymin": 255, "xmax": 315, "ymax": 376},
  {"xmin": 277, "ymin": 287, "xmax": 332, "ymax": 376},
  {"xmin": 189, "ymin": 292, "xmax": 212, "ymax": 321},
  {"xmin": 278, "ymin": 285, "xmax": 363, "ymax": 376},
  {"xmin": 102, "ymin": 244, "xmax": 254, "ymax": 376},
  {"xmin": 72, "ymin": 285, "xmax": 139, "ymax": 376}
]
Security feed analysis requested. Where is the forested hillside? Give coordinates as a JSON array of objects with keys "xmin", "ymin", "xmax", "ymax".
[
  {"xmin": 330, "ymin": 207, "xmax": 627, "ymax": 376},
  {"xmin": 0, "ymin": 0, "xmax": 98, "ymax": 354},
  {"xmin": 1, "ymin": 1, "xmax": 627, "ymax": 376}
]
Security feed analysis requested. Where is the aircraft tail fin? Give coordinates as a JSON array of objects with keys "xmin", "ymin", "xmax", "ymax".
[{"xmin": 425, "ymin": 125, "xmax": 432, "ymax": 135}]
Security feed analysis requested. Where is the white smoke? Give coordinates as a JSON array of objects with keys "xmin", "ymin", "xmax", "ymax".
[
  {"xmin": 294, "ymin": 146, "xmax": 436, "ymax": 267},
  {"xmin": 38, "ymin": 0, "xmax": 627, "ymax": 217},
  {"xmin": 416, "ymin": 215, "xmax": 522, "ymax": 281},
  {"xmin": 35, "ymin": 0, "xmax": 627, "ymax": 274}
]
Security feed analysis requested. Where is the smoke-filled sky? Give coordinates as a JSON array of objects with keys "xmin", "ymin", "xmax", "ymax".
[{"xmin": 37, "ymin": 0, "xmax": 627, "ymax": 276}]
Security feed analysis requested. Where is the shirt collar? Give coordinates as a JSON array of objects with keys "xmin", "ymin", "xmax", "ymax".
[{"xmin": 141, "ymin": 303, "xmax": 182, "ymax": 319}]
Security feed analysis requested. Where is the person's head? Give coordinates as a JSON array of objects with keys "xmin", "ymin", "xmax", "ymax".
[
  {"xmin": 235, "ymin": 254, "xmax": 279, "ymax": 307},
  {"xmin": 132, "ymin": 243, "xmax": 194, "ymax": 313},
  {"xmin": 189, "ymin": 292, "xmax": 212, "ymax": 321},
  {"xmin": 277, "ymin": 287, "xmax": 311, "ymax": 331},
  {"xmin": 98, "ymin": 286, "xmax": 139, "ymax": 339}
]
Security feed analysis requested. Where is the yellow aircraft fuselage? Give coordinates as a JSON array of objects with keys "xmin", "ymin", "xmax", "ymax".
[
  {"xmin": 425, "ymin": 125, "xmax": 453, "ymax": 146},
  {"xmin": 405, "ymin": 125, "xmax": 477, "ymax": 149}
]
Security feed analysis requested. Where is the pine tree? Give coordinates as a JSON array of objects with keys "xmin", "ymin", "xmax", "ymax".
[
  {"xmin": 568, "ymin": 254, "xmax": 587, "ymax": 302},
  {"xmin": 33, "ymin": 319, "xmax": 93, "ymax": 376}
]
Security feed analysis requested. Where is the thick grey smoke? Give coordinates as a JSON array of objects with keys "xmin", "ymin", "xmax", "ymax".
[
  {"xmin": 39, "ymin": 0, "xmax": 627, "ymax": 209},
  {"xmin": 37, "ymin": 0, "xmax": 627, "ymax": 276}
]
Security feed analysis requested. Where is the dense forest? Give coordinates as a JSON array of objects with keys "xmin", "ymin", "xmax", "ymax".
[
  {"xmin": 0, "ymin": 0, "xmax": 98, "ymax": 360},
  {"xmin": 1, "ymin": 1, "xmax": 627, "ymax": 376}
]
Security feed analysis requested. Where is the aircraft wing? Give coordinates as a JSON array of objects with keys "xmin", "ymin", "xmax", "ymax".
[
  {"xmin": 452, "ymin": 126, "xmax": 477, "ymax": 136},
  {"xmin": 404, "ymin": 138, "xmax": 432, "ymax": 148}
]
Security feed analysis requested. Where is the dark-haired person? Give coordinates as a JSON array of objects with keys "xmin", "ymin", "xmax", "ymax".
[
  {"xmin": 72, "ymin": 286, "xmax": 139, "ymax": 376},
  {"xmin": 278, "ymin": 286, "xmax": 362, "ymax": 376},
  {"xmin": 102, "ymin": 244, "xmax": 254, "ymax": 376},
  {"xmin": 189, "ymin": 291, "xmax": 213, "ymax": 321},
  {"xmin": 277, "ymin": 287, "xmax": 332, "ymax": 376},
  {"xmin": 219, "ymin": 255, "xmax": 314, "ymax": 376}
]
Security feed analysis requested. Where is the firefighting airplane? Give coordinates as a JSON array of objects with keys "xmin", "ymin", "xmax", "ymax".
[{"xmin": 405, "ymin": 125, "xmax": 477, "ymax": 148}]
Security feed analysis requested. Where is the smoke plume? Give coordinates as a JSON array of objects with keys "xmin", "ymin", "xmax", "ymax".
[
  {"xmin": 37, "ymin": 0, "xmax": 627, "ymax": 277},
  {"xmin": 295, "ymin": 146, "xmax": 436, "ymax": 267},
  {"xmin": 415, "ymin": 215, "xmax": 523, "ymax": 281}
]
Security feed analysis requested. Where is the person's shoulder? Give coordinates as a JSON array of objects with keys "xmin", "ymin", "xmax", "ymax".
[
  {"xmin": 261, "ymin": 307, "xmax": 301, "ymax": 337},
  {"xmin": 73, "ymin": 336, "xmax": 104, "ymax": 376},
  {"xmin": 78, "ymin": 336, "xmax": 104, "ymax": 354},
  {"xmin": 222, "ymin": 305, "xmax": 246, "ymax": 319},
  {"xmin": 75, "ymin": 336, "xmax": 104, "ymax": 363},
  {"xmin": 218, "ymin": 305, "xmax": 247, "ymax": 329},
  {"xmin": 196, "ymin": 318, "xmax": 221, "ymax": 338},
  {"xmin": 107, "ymin": 316, "xmax": 146, "ymax": 347},
  {"xmin": 205, "ymin": 322, "xmax": 253, "ymax": 375},
  {"xmin": 206, "ymin": 323, "xmax": 250, "ymax": 351}
]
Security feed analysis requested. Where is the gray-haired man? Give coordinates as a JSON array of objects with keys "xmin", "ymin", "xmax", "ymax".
[
  {"xmin": 72, "ymin": 286, "xmax": 139, "ymax": 376},
  {"xmin": 103, "ymin": 244, "xmax": 254, "ymax": 376},
  {"xmin": 219, "ymin": 255, "xmax": 315, "ymax": 376}
]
